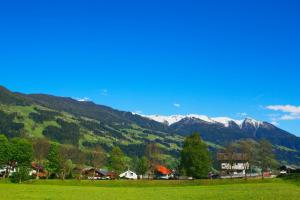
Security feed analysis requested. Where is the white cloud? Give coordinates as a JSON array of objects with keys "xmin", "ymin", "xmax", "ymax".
[
  {"xmin": 266, "ymin": 105, "xmax": 300, "ymax": 114},
  {"xmin": 271, "ymin": 121, "xmax": 280, "ymax": 126},
  {"xmin": 237, "ymin": 112, "xmax": 248, "ymax": 117},
  {"xmin": 173, "ymin": 103, "xmax": 181, "ymax": 108},
  {"xmin": 76, "ymin": 97, "xmax": 91, "ymax": 102},
  {"xmin": 101, "ymin": 89, "xmax": 108, "ymax": 96},
  {"xmin": 280, "ymin": 115, "xmax": 300, "ymax": 120},
  {"xmin": 266, "ymin": 104, "xmax": 300, "ymax": 122}
]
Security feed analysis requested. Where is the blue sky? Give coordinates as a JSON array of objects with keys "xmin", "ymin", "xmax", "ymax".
[{"xmin": 0, "ymin": 0, "xmax": 299, "ymax": 135}]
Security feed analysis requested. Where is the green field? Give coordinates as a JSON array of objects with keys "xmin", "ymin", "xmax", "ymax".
[{"xmin": 0, "ymin": 179, "xmax": 299, "ymax": 200}]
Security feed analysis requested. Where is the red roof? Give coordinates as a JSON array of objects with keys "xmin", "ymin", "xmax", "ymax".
[{"xmin": 155, "ymin": 165, "xmax": 172, "ymax": 175}]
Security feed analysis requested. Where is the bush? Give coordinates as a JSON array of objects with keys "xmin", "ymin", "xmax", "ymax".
[
  {"xmin": 281, "ymin": 173, "xmax": 300, "ymax": 180},
  {"xmin": 10, "ymin": 166, "xmax": 31, "ymax": 183}
]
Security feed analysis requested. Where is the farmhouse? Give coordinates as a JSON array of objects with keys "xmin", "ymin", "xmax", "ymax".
[
  {"xmin": 278, "ymin": 165, "xmax": 300, "ymax": 175},
  {"xmin": 30, "ymin": 162, "xmax": 47, "ymax": 178},
  {"xmin": 119, "ymin": 170, "xmax": 138, "ymax": 180},
  {"xmin": 0, "ymin": 166, "xmax": 16, "ymax": 177},
  {"xmin": 155, "ymin": 165, "xmax": 173, "ymax": 179},
  {"xmin": 217, "ymin": 153, "xmax": 249, "ymax": 176},
  {"xmin": 82, "ymin": 167, "xmax": 117, "ymax": 180},
  {"xmin": 98, "ymin": 169, "xmax": 117, "ymax": 179}
]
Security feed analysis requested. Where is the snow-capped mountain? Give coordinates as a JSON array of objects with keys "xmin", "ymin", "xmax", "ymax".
[
  {"xmin": 142, "ymin": 114, "xmax": 214, "ymax": 126},
  {"xmin": 142, "ymin": 114, "xmax": 261, "ymax": 129}
]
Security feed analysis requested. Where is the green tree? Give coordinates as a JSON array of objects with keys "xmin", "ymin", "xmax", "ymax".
[
  {"xmin": 0, "ymin": 134, "xmax": 9, "ymax": 178},
  {"xmin": 45, "ymin": 144, "xmax": 60, "ymax": 178},
  {"xmin": 109, "ymin": 146, "xmax": 125, "ymax": 174},
  {"xmin": 257, "ymin": 139, "xmax": 278, "ymax": 179},
  {"xmin": 134, "ymin": 156, "xmax": 149, "ymax": 178},
  {"xmin": 60, "ymin": 159, "xmax": 75, "ymax": 180},
  {"xmin": 9, "ymin": 138, "xmax": 33, "ymax": 167},
  {"xmin": 236, "ymin": 139, "xmax": 258, "ymax": 179},
  {"xmin": 180, "ymin": 133, "xmax": 211, "ymax": 179},
  {"xmin": 10, "ymin": 166, "xmax": 31, "ymax": 183}
]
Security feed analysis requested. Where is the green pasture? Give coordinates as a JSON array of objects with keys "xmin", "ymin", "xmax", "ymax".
[{"xmin": 0, "ymin": 179, "xmax": 299, "ymax": 200}]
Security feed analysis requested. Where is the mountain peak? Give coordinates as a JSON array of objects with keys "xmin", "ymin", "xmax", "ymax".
[
  {"xmin": 141, "ymin": 114, "xmax": 266, "ymax": 129},
  {"xmin": 243, "ymin": 117, "xmax": 264, "ymax": 128}
]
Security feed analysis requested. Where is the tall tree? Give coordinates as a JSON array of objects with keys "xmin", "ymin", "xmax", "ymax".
[
  {"xmin": 133, "ymin": 156, "xmax": 149, "ymax": 178},
  {"xmin": 145, "ymin": 143, "xmax": 162, "ymax": 176},
  {"xmin": 33, "ymin": 138, "xmax": 51, "ymax": 179},
  {"xmin": 236, "ymin": 139, "xmax": 258, "ymax": 179},
  {"xmin": 223, "ymin": 143, "xmax": 237, "ymax": 179},
  {"xmin": 7, "ymin": 138, "xmax": 33, "ymax": 182},
  {"xmin": 108, "ymin": 146, "xmax": 125, "ymax": 174},
  {"xmin": 180, "ymin": 133, "xmax": 211, "ymax": 179},
  {"xmin": 9, "ymin": 138, "xmax": 33, "ymax": 167},
  {"xmin": 89, "ymin": 145, "xmax": 106, "ymax": 178},
  {"xmin": 33, "ymin": 138, "xmax": 51, "ymax": 162},
  {"xmin": 46, "ymin": 144, "xmax": 60, "ymax": 178},
  {"xmin": 0, "ymin": 134, "xmax": 9, "ymax": 178},
  {"xmin": 257, "ymin": 139, "xmax": 278, "ymax": 179},
  {"xmin": 60, "ymin": 159, "xmax": 75, "ymax": 180}
]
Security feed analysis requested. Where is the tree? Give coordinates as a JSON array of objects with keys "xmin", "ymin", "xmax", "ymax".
[
  {"xmin": 60, "ymin": 159, "xmax": 75, "ymax": 180},
  {"xmin": 33, "ymin": 138, "xmax": 51, "ymax": 179},
  {"xmin": 10, "ymin": 165, "xmax": 31, "ymax": 183},
  {"xmin": 9, "ymin": 138, "xmax": 33, "ymax": 167},
  {"xmin": 257, "ymin": 139, "xmax": 278, "ymax": 179},
  {"xmin": 223, "ymin": 143, "xmax": 237, "ymax": 179},
  {"xmin": 108, "ymin": 146, "xmax": 125, "ymax": 174},
  {"xmin": 145, "ymin": 143, "xmax": 162, "ymax": 176},
  {"xmin": 33, "ymin": 138, "xmax": 51, "ymax": 162},
  {"xmin": 0, "ymin": 134, "xmax": 9, "ymax": 178},
  {"xmin": 89, "ymin": 145, "xmax": 106, "ymax": 179},
  {"xmin": 236, "ymin": 139, "xmax": 258, "ymax": 179},
  {"xmin": 6, "ymin": 138, "xmax": 33, "ymax": 182},
  {"xmin": 133, "ymin": 156, "xmax": 149, "ymax": 178},
  {"xmin": 45, "ymin": 144, "xmax": 60, "ymax": 179},
  {"xmin": 180, "ymin": 133, "xmax": 211, "ymax": 179}
]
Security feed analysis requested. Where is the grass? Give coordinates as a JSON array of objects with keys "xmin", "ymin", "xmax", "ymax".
[{"xmin": 0, "ymin": 179, "xmax": 299, "ymax": 200}]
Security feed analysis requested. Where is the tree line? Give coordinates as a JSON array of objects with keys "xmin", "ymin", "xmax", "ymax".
[{"xmin": 0, "ymin": 132, "xmax": 277, "ymax": 182}]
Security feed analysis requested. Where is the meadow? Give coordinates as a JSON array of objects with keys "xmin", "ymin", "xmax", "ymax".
[{"xmin": 0, "ymin": 179, "xmax": 299, "ymax": 200}]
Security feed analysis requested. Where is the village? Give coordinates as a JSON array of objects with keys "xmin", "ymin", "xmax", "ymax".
[{"xmin": 2, "ymin": 151, "xmax": 299, "ymax": 181}]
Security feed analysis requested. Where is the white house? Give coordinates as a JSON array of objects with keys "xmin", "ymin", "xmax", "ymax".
[
  {"xmin": 221, "ymin": 162, "xmax": 249, "ymax": 175},
  {"xmin": 119, "ymin": 170, "xmax": 138, "ymax": 180},
  {"xmin": 0, "ymin": 166, "xmax": 16, "ymax": 177}
]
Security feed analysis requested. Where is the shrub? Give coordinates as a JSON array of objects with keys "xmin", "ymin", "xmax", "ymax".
[{"xmin": 10, "ymin": 166, "xmax": 31, "ymax": 183}]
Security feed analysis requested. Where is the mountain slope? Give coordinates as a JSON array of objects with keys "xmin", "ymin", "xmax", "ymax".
[
  {"xmin": 0, "ymin": 86, "xmax": 182, "ymax": 163},
  {"xmin": 146, "ymin": 115, "xmax": 300, "ymax": 164},
  {"xmin": 24, "ymin": 94, "xmax": 172, "ymax": 134},
  {"xmin": 1, "ymin": 86, "xmax": 300, "ymax": 164}
]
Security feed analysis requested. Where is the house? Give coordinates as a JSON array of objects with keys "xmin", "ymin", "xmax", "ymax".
[
  {"xmin": 119, "ymin": 170, "xmax": 138, "ymax": 180},
  {"xmin": 81, "ymin": 167, "xmax": 117, "ymax": 180},
  {"xmin": 278, "ymin": 165, "xmax": 300, "ymax": 175},
  {"xmin": 217, "ymin": 153, "xmax": 249, "ymax": 176},
  {"xmin": 0, "ymin": 165, "xmax": 16, "ymax": 177},
  {"xmin": 155, "ymin": 165, "xmax": 173, "ymax": 179},
  {"xmin": 98, "ymin": 169, "xmax": 117, "ymax": 180},
  {"xmin": 30, "ymin": 162, "xmax": 47, "ymax": 178}
]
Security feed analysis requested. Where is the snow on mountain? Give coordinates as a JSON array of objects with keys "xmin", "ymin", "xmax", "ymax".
[
  {"xmin": 243, "ymin": 117, "xmax": 264, "ymax": 129},
  {"xmin": 211, "ymin": 117, "xmax": 243, "ymax": 127},
  {"xmin": 142, "ymin": 115, "xmax": 185, "ymax": 125},
  {"xmin": 139, "ymin": 114, "xmax": 213, "ymax": 125},
  {"xmin": 140, "ymin": 113, "xmax": 263, "ymax": 128}
]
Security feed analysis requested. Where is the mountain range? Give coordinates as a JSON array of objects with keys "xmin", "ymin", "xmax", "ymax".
[{"xmin": 0, "ymin": 86, "xmax": 300, "ymax": 165}]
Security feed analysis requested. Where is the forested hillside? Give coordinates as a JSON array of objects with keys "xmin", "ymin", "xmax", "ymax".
[{"xmin": 0, "ymin": 86, "xmax": 300, "ymax": 165}]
